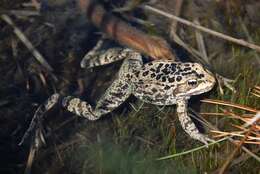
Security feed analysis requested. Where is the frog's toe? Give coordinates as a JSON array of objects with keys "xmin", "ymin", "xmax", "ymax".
[{"xmin": 196, "ymin": 134, "xmax": 214, "ymax": 147}]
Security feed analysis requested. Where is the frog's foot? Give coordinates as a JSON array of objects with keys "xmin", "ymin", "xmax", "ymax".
[
  {"xmin": 192, "ymin": 133, "xmax": 214, "ymax": 147},
  {"xmin": 19, "ymin": 93, "xmax": 61, "ymax": 145},
  {"xmin": 62, "ymin": 96, "xmax": 98, "ymax": 121}
]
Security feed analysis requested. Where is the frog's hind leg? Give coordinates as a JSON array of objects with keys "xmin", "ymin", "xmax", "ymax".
[
  {"xmin": 64, "ymin": 50, "xmax": 143, "ymax": 119},
  {"xmin": 62, "ymin": 79, "xmax": 131, "ymax": 120},
  {"xmin": 81, "ymin": 47, "xmax": 135, "ymax": 69},
  {"xmin": 20, "ymin": 79, "xmax": 132, "ymax": 144},
  {"xmin": 21, "ymin": 50, "xmax": 143, "ymax": 144}
]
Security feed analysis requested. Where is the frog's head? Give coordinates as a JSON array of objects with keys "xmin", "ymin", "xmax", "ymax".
[{"xmin": 174, "ymin": 63, "xmax": 215, "ymax": 97}]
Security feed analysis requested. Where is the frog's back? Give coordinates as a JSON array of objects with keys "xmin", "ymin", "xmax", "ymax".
[
  {"xmin": 134, "ymin": 60, "xmax": 196, "ymax": 84},
  {"xmin": 131, "ymin": 60, "xmax": 214, "ymax": 105},
  {"xmin": 132, "ymin": 61, "xmax": 186, "ymax": 105}
]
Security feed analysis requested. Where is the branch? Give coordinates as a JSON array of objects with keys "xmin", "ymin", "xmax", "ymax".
[{"xmin": 76, "ymin": 0, "xmax": 176, "ymax": 60}]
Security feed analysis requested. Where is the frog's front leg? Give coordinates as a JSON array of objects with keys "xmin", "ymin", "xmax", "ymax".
[{"xmin": 176, "ymin": 99, "xmax": 213, "ymax": 146}]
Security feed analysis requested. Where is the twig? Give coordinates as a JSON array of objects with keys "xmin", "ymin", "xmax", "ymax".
[
  {"xmin": 143, "ymin": 5, "xmax": 260, "ymax": 52},
  {"xmin": 1, "ymin": 14, "xmax": 54, "ymax": 73},
  {"xmin": 10, "ymin": 10, "xmax": 40, "ymax": 17},
  {"xmin": 239, "ymin": 17, "xmax": 260, "ymax": 65},
  {"xmin": 194, "ymin": 19, "xmax": 210, "ymax": 65},
  {"xmin": 169, "ymin": 0, "xmax": 183, "ymax": 36}
]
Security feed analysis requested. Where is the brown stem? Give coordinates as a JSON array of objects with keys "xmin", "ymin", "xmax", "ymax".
[
  {"xmin": 218, "ymin": 124, "xmax": 256, "ymax": 174},
  {"xmin": 77, "ymin": 0, "xmax": 175, "ymax": 60}
]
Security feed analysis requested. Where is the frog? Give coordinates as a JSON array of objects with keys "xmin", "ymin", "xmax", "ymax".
[{"xmin": 20, "ymin": 47, "xmax": 216, "ymax": 146}]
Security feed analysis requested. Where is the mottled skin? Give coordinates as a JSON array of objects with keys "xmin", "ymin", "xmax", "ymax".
[{"xmin": 20, "ymin": 48, "xmax": 216, "ymax": 146}]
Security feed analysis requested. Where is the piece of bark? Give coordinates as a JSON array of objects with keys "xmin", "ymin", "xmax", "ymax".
[{"xmin": 77, "ymin": 0, "xmax": 175, "ymax": 60}]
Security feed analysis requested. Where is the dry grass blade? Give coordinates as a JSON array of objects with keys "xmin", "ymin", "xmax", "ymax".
[
  {"xmin": 238, "ymin": 17, "xmax": 260, "ymax": 65},
  {"xmin": 201, "ymin": 97, "xmax": 260, "ymax": 165},
  {"xmin": 212, "ymin": 130, "xmax": 259, "ymax": 141},
  {"xmin": 200, "ymin": 112, "xmax": 228, "ymax": 116},
  {"xmin": 243, "ymin": 112, "xmax": 260, "ymax": 127},
  {"xmin": 251, "ymin": 85, "xmax": 260, "ymax": 98},
  {"xmin": 10, "ymin": 10, "xmax": 40, "ymax": 17},
  {"xmin": 254, "ymin": 86, "xmax": 260, "ymax": 91},
  {"xmin": 231, "ymin": 124, "xmax": 260, "ymax": 135},
  {"xmin": 169, "ymin": 0, "xmax": 183, "ymax": 36},
  {"xmin": 1, "ymin": 14, "xmax": 54, "ymax": 73},
  {"xmin": 201, "ymin": 99, "xmax": 259, "ymax": 113},
  {"xmin": 157, "ymin": 137, "xmax": 228, "ymax": 160},
  {"xmin": 233, "ymin": 141, "xmax": 260, "ymax": 145},
  {"xmin": 143, "ymin": 5, "xmax": 260, "ymax": 52},
  {"xmin": 24, "ymin": 144, "xmax": 36, "ymax": 174},
  {"xmin": 218, "ymin": 124, "xmax": 256, "ymax": 174},
  {"xmin": 194, "ymin": 19, "xmax": 209, "ymax": 65}
]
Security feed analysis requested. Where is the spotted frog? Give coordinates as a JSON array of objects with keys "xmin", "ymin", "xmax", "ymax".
[{"xmin": 21, "ymin": 48, "xmax": 216, "ymax": 146}]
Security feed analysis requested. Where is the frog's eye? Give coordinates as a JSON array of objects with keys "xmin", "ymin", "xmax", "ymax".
[{"xmin": 187, "ymin": 79, "xmax": 198, "ymax": 86}]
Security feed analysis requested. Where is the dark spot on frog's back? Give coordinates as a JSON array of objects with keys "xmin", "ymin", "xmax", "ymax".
[
  {"xmin": 151, "ymin": 88, "xmax": 158, "ymax": 93},
  {"xmin": 162, "ymin": 76, "xmax": 166, "ymax": 82},
  {"xmin": 150, "ymin": 73, "xmax": 156, "ymax": 78},
  {"xmin": 181, "ymin": 71, "xmax": 192, "ymax": 76},
  {"xmin": 126, "ymin": 74, "xmax": 131, "ymax": 79},
  {"xmin": 170, "ymin": 63, "xmax": 177, "ymax": 67},
  {"xmin": 134, "ymin": 71, "xmax": 140, "ymax": 78},
  {"xmin": 157, "ymin": 63, "xmax": 163, "ymax": 69},
  {"xmin": 162, "ymin": 67, "xmax": 170, "ymax": 74},
  {"xmin": 168, "ymin": 77, "xmax": 175, "ymax": 83},
  {"xmin": 155, "ymin": 63, "xmax": 164, "ymax": 73},
  {"xmin": 156, "ymin": 74, "xmax": 163, "ymax": 80},
  {"xmin": 198, "ymin": 74, "xmax": 205, "ymax": 78},
  {"xmin": 164, "ymin": 85, "xmax": 170, "ymax": 90},
  {"xmin": 110, "ymin": 92, "xmax": 122, "ymax": 98},
  {"xmin": 150, "ymin": 68, "xmax": 156, "ymax": 72},
  {"xmin": 155, "ymin": 93, "xmax": 163, "ymax": 99},
  {"xmin": 121, "ymin": 84, "xmax": 129, "ymax": 90},
  {"xmin": 176, "ymin": 76, "xmax": 182, "ymax": 82},
  {"xmin": 138, "ymin": 80, "xmax": 144, "ymax": 84},
  {"xmin": 184, "ymin": 67, "xmax": 191, "ymax": 71},
  {"xmin": 142, "ymin": 71, "xmax": 149, "ymax": 76}
]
